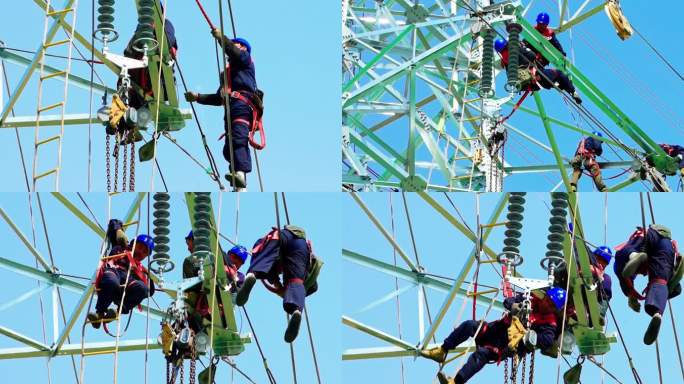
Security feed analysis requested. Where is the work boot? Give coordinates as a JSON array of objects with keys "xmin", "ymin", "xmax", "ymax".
[
  {"xmin": 628, "ymin": 296, "xmax": 641, "ymax": 313},
  {"xmin": 235, "ymin": 273, "xmax": 256, "ymax": 306},
  {"xmin": 225, "ymin": 171, "xmax": 247, "ymax": 189},
  {"xmin": 622, "ymin": 252, "xmax": 647, "ymax": 279},
  {"xmin": 644, "ymin": 313, "xmax": 662, "ymax": 345},
  {"xmin": 572, "ymin": 91, "xmax": 582, "ymax": 104},
  {"xmin": 87, "ymin": 308, "xmax": 117, "ymax": 329},
  {"xmin": 420, "ymin": 346, "xmax": 447, "ymax": 363},
  {"xmin": 284, "ymin": 310, "xmax": 302, "ymax": 343},
  {"xmin": 437, "ymin": 371, "xmax": 456, "ymax": 384}
]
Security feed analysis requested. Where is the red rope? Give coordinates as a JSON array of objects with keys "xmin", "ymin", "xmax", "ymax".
[
  {"xmin": 194, "ymin": 0, "xmax": 216, "ymax": 30},
  {"xmin": 497, "ymin": 90, "xmax": 531, "ymax": 127}
]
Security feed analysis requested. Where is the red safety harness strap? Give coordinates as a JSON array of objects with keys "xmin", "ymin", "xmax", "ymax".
[
  {"xmin": 497, "ymin": 89, "xmax": 531, "ymax": 127},
  {"xmin": 230, "ymin": 91, "xmax": 266, "ymax": 150}
]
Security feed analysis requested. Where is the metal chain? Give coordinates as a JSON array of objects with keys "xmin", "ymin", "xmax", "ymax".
[
  {"xmin": 180, "ymin": 360, "xmax": 184, "ymax": 384},
  {"xmin": 511, "ymin": 355, "xmax": 519, "ymax": 383},
  {"xmin": 504, "ymin": 358, "xmax": 510, "ymax": 384},
  {"xmin": 521, "ymin": 353, "xmax": 527, "ymax": 384},
  {"xmin": 166, "ymin": 361, "xmax": 171, "ymax": 384},
  {"xmin": 529, "ymin": 351, "xmax": 535, "ymax": 384},
  {"xmin": 122, "ymin": 143, "xmax": 128, "ymax": 192},
  {"xmin": 106, "ymin": 134, "xmax": 111, "ymax": 192},
  {"xmin": 189, "ymin": 355, "xmax": 196, "ymax": 384},
  {"xmin": 130, "ymin": 140, "xmax": 136, "ymax": 191},
  {"xmin": 113, "ymin": 136, "xmax": 120, "ymax": 192}
]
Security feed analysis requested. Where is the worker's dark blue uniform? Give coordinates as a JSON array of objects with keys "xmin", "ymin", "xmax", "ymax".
[
  {"xmin": 643, "ymin": 226, "xmax": 676, "ymax": 315},
  {"xmin": 196, "ymin": 42, "xmax": 257, "ymax": 174},
  {"xmin": 442, "ymin": 319, "xmax": 509, "ymax": 383},
  {"xmin": 95, "ymin": 248, "xmax": 155, "ymax": 314},
  {"xmin": 248, "ymin": 226, "xmax": 310, "ymax": 314},
  {"xmin": 614, "ymin": 226, "xmax": 677, "ymax": 315},
  {"xmin": 582, "ymin": 137, "xmax": 603, "ymax": 156},
  {"xmin": 500, "ymin": 44, "xmax": 576, "ymax": 94}
]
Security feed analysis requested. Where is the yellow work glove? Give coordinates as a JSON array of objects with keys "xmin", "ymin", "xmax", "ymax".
[
  {"xmin": 109, "ymin": 94, "xmax": 127, "ymax": 127},
  {"xmin": 507, "ymin": 316, "xmax": 527, "ymax": 351},
  {"xmin": 679, "ymin": 168, "xmax": 684, "ymax": 177},
  {"xmin": 160, "ymin": 322, "xmax": 176, "ymax": 356}
]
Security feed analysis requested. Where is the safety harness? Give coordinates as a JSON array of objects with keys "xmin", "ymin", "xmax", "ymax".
[{"xmin": 220, "ymin": 65, "xmax": 266, "ymax": 150}]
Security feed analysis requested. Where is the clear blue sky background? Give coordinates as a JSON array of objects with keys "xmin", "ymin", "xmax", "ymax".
[
  {"xmin": 343, "ymin": 192, "xmax": 684, "ymax": 383},
  {"xmin": 347, "ymin": 1, "xmax": 684, "ymax": 191},
  {"xmin": 0, "ymin": 192, "xmax": 341, "ymax": 383},
  {"xmin": 0, "ymin": 1, "xmax": 340, "ymax": 191}
]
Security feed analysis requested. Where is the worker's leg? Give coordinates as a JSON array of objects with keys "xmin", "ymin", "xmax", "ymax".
[
  {"xmin": 454, "ymin": 347, "xmax": 497, "ymax": 383},
  {"xmin": 586, "ymin": 159, "xmax": 607, "ymax": 191},
  {"xmin": 569, "ymin": 155, "xmax": 583, "ymax": 191},
  {"xmin": 282, "ymin": 234, "xmax": 310, "ymax": 314},
  {"xmin": 223, "ymin": 102, "xmax": 252, "ymax": 174},
  {"xmin": 644, "ymin": 249, "xmax": 674, "ymax": 344},
  {"xmin": 95, "ymin": 269, "xmax": 122, "ymax": 313},
  {"xmin": 120, "ymin": 280, "xmax": 150, "ymax": 314},
  {"xmin": 443, "ymin": 320, "xmax": 481, "ymax": 350},
  {"xmin": 246, "ymin": 237, "xmax": 280, "ymax": 279},
  {"xmin": 533, "ymin": 324, "xmax": 557, "ymax": 350}
]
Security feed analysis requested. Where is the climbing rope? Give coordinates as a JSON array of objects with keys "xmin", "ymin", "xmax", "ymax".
[{"xmin": 242, "ymin": 307, "xmax": 277, "ymax": 383}]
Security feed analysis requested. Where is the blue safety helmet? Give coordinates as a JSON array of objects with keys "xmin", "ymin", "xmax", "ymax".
[
  {"xmin": 592, "ymin": 130, "xmax": 603, "ymax": 138},
  {"xmin": 494, "ymin": 38, "xmax": 508, "ymax": 53},
  {"xmin": 135, "ymin": 234, "xmax": 155, "ymax": 253},
  {"xmin": 232, "ymin": 38, "xmax": 251, "ymax": 54},
  {"xmin": 547, "ymin": 287, "xmax": 567, "ymax": 310},
  {"xmin": 185, "ymin": 230, "xmax": 193, "ymax": 240},
  {"xmin": 536, "ymin": 12, "xmax": 550, "ymax": 25},
  {"xmin": 593, "ymin": 246, "xmax": 613, "ymax": 264},
  {"xmin": 227, "ymin": 245, "xmax": 249, "ymax": 263}
]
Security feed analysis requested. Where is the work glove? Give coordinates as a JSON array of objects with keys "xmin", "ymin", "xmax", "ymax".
[
  {"xmin": 109, "ymin": 94, "xmax": 127, "ymax": 127},
  {"xmin": 680, "ymin": 167, "xmax": 684, "ymax": 177},
  {"xmin": 507, "ymin": 316, "xmax": 527, "ymax": 351},
  {"xmin": 184, "ymin": 92, "xmax": 199, "ymax": 102},
  {"xmin": 509, "ymin": 302, "xmax": 523, "ymax": 315},
  {"xmin": 628, "ymin": 296, "xmax": 641, "ymax": 313},
  {"xmin": 211, "ymin": 27, "xmax": 224, "ymax": 41}
]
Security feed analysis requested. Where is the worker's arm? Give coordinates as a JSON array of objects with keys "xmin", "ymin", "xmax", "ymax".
[
  {"xmin": 549, "ymin": 32, "xmax": 567, "ymax": 56},
  {"xmin": 211, "ymin": 28, "xmax": 249, "ymax": 66},
  {"xmin": 184, "ymin": 90, "xmax": 223, "ymax": 106}
]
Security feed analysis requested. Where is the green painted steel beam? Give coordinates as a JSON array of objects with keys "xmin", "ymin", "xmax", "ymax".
[
  {"xmin": 342, "ymin": 249, "xmax": 503, "ymax": 311},
  {"xmin": 0, "ymin": 49, "xmax": 114, "ymax": 94},
  {"xmin": 343, "ymin": 343, "xmax": 474, "ymax": 360},
  {"xmin": 50, "ymin": 193, "xmax": 105, "ymax": 237},
  {"xmin": 342, "ymin": 316, "xmax": 415, "ymax": 351},
  {"xmin": 349, "ymin": 192, "xmax": 418, "ymax": 272},
  {"xmin": 1, "ymin": 111, "xmax": 191, "ymax": 129},
  {"xmin": 0, "ymin": 207, "xmax": 53, "ymax": 272},
  {"xmin": 0, "ymin": 326, "xmax": 50, "ymax": 351},
  {"xmin": 534, "ymin": 93, "xmax": 572, "ymax": 191},
  {"xmin": 556, "ymin": 3, "xmax": 604, "ymax": 33},
  {"xmin": 343, "ymin": 24, "xmax": 416, "ymax": 93}
]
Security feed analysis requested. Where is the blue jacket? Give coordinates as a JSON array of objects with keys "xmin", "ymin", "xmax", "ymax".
[{"xmin": 577, "ymin": 137, "xmax": 603, "ymax": 157}]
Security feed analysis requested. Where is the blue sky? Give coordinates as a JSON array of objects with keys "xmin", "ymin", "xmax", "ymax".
[
  {"xmin": 345, "ymin": 1, "xmax": 684, "ymax": 191},
  {"xmin": 0, "ymin": 1, "xmax": 340, "ymax": 191},
  {"xmin": 0, "ymin": 192, "xmax": 341, "ymax": 383},
  {"xmin": 343, "ymin": 192, "xmax": 684, "ymax": 382}
]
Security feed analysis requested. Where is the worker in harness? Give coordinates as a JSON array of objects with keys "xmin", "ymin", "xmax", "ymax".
[
  {"xmin": 234, "ymin": 225, "xmax": 321, "ymax": 343},
  {"xmin": 589, "ymin": 246, "xmax": 614, "ymax": 321},
  {"xmin": 495, "ymin": 38, "xmax": 582, "ymax": 104},
  {"xmin": 524, "ymin": 12, "xmax": 567, "ymax": 67},
  {"xmin": 422, "ymin": 287, "xmax": 566, "ymax": 384},
  {"xmin": 181, "ymin": 230, "xmax": 248, "ymax": 331},
  {"xmin": 659, "ymin": 144, "xmax": 684, "ymax": 177},
  {"xmin": 614, "ymin": 225, "xmax": 682, "ymax": 344},
  {"xmin": 87, "ymin": 220, "xmax": 156, "ymax": 328},
  {"xmin": 184, "ymin": 29, "xmax": 262, "ymax": 191},
  {"xmin": 569, "ymin": 131, "xmax": 607, "ymax": 192}
]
